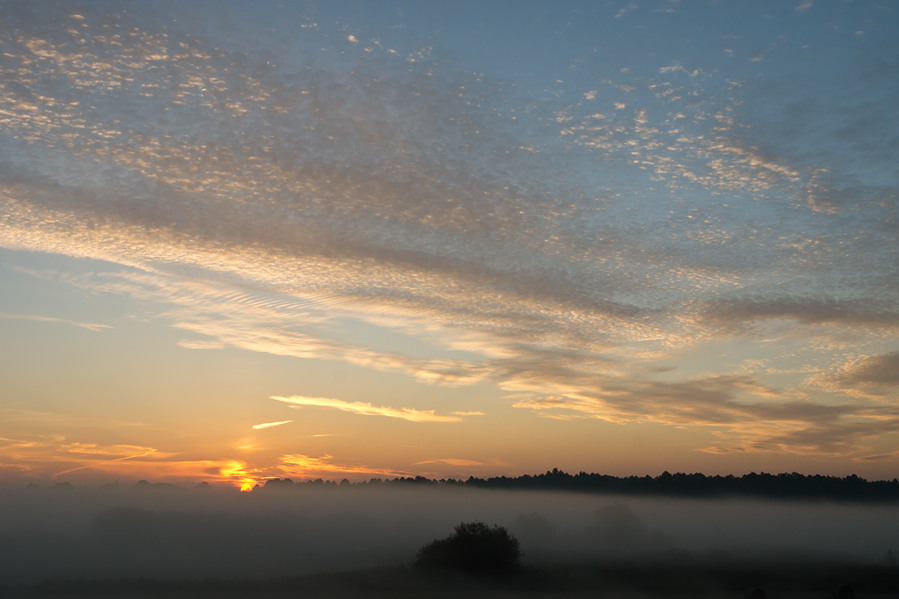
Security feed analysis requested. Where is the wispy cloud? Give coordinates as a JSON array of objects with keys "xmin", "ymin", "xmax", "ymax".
[
  {"xmin": 278, "ymin": 454, "xmax": 401, "ymax": 479},
  {"xmin": 615, "ymin": 3, "xmax": 638, "ymax": 18},
  {"xmin": 272, "ymin": 396, "xmax": 462, "ymax": 423},
  {"xmin": 252, "ymin": 420, "xmax": 293, "ymax": 430},
  {"xmin": 0, "ymin": 433, "xmax": 262, "ymax": 489},
  {"xmin": 511, "ymin": 373, "xmax": 899, "ymax": 455},
  {"xmin": 177, "ymin": 339, "xmax": 226, "ymax": 350},
  {"xmin": 52, "ymin": 445, "xmax": 158, "ymax": 479},
  {"xmin": 0, "ymin": 312, "xmax": 110, "ymax": 332},
  {"xmin": 853, "ymin": 450, "xmax": 899, "ymax": 463},
  {"xmin": 414, "ymin": 458, "xmax": 483, "ymax": 466}
]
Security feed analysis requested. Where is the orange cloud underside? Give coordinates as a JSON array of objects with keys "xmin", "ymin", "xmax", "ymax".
[{"xmin": 278, "ymin": 453, "xmax": 403, "ymax": 480}]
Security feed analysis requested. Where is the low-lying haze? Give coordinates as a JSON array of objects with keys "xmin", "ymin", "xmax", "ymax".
[{"xmin": 1, "ymin": 484, "xmax": 896, "ymax": 584}]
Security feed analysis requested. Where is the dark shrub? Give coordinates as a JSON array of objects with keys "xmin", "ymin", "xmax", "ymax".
[{"xmin": 413, "ymin": 521, "xmax": 520, "ymax": 574}]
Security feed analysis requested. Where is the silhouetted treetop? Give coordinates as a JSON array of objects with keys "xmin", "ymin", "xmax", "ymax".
[{"xmin": 413, "ymin": 521, "xmax": 520, "ymax": 575}]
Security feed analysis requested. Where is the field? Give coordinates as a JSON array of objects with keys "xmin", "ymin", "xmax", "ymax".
[{"xmin": 5, "ymin": 555, "xmax": 898, "ymax": 599}]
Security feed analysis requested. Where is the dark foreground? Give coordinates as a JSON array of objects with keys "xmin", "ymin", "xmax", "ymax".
[{"xmin": 3, "ymin": 555, "xmax": 898, "ymax": 599}]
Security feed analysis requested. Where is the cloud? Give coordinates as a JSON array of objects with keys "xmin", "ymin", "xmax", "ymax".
[
  {"xmin": 51, "ymin": 445, "xmax": 159, "ymax": 479},
  {"xmin": 658, "ymin": 65, "xmax": 702, "ymax": 77},
  {"xmin": 96, "ymin": 459, "xmax": 262, "ymax": 491},
  {"xmin": 805, "ymin": 183, "xmax": 898, "ymax": 215},
  {"xmin": 837, "ymin": 352, "xmax": 899, "ymax": 386},
  {"xmin": 0, "ymin": 432, "xmax": 262, "ymax": 489},
  {"xmin": 414, "ymin": 458, "xmax": 483, "ymax": 466},
  {"xmin": 451, "ymin": 411, "xmax": 485, "ymax": 416},
  {"xmin": 853, "ymin": 451, "xmax": 899, "ymax": 463},
  {"xmin": 0, "ymin": 436, "xmax": 160, "ymax": 472},
  {"xmin": 18, "ymin": 264, "xmax": 897, "ymax": 455},
  {"xmin": 278, "ymin": 454, "xmax": 401, "ymax": 479},
  {"xmin": 58, "ymin": 442, "xmax": 155, "ymax": 457},
  {"xmin": 699, "ymin": 296, "xmax": 899, "ymax": 331},
  {"xmin": 177, "ymin": 339, "xmax": 226, "ymax": 350},
  {"xmin": 271, "ymin": 396, "xmax": 462, "ymax": 423},
  {"xmin": 823, "ymin": 352, "xmax": 899, "ymax": 399},
  {"xmin": 0, "ymin": 1, "xmax": 896, "ymax": 460},
  {"xmin": 511, "ymin": 374, "xmax": 899, "ymax": 455},
  {"xmin": 653, "ymin": 0, "xmax": 681, "ymax": 15},
  {"xmin": 0, "ymin": 312, "xmax": 110, "ymax": 332},
  {"xmin": 615, "ymin": 3, "xmax": 637, "ymax": 18},
  {"xmin": 252, "ymin": 420, "xmax": 293, "ymax": 430}
]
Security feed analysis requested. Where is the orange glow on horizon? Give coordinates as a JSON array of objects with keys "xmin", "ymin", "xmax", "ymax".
[
  {"xmin": 278, "ymin": 453, "xmax": 402, "ymax": 480},
  {"xmin": 219, "ymin": 460, "xmax": 258, "ymax": 491}
]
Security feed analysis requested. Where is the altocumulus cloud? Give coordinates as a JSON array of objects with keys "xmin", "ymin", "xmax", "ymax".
[
  {"xmin": 0, "ymin": 1, "xmax": 897, "ymax": 457},
  {"xmin": 824, "ymin": 352, "xmax": 899, "ymax": 399}
]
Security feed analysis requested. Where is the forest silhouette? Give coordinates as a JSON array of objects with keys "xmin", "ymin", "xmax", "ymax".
[{"xmin": 258, "ymin": 469, "xmax": 899, "ymax": 502}]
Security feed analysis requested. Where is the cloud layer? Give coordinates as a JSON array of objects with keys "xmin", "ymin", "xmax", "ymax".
[{"xmin": 0, "ymin": 1, "xmax": 897, "ymax": 466}]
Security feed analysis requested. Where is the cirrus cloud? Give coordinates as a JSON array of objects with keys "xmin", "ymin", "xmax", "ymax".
[
  {"xmin": 271, "ymin": 396, "xmax": 462, "ymax": 423},
  {"xmin": 252, "ymin": 421, "xmax": 293, "ymax": 430}
]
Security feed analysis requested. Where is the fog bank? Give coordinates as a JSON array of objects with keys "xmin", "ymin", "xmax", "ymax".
[{"xmin": 1, "ymin": 484, "xmax": 896, "ymax": 583}]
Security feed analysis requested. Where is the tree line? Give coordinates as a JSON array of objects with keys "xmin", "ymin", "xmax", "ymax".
[{"xmin": 260, "ymin": 469, "xmax": 899, "ymax": 502}]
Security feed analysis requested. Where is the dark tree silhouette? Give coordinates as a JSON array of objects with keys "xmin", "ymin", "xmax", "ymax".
[{"xmin": 413, "ymin": 521, "xmax": 520, "ymax": 574}]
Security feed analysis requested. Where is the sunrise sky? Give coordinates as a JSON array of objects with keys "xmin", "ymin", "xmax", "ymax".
[{"xmin": 0, "ymin": 0, "xmax": 897, "ymax": 489}]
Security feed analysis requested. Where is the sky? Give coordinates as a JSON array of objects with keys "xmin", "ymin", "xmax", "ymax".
[{"xmin": 0, "ymin": 0, "xmax": 897, "ymax": 490}]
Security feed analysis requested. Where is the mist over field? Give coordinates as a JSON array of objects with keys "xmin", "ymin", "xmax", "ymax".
[{"xmin": 1, "ymin": 483, "xmax": 897, "ymax": 584}]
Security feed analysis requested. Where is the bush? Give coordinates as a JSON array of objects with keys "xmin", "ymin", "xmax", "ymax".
[{"xmin": 413, "ymin": 521, "xmax": 520, "ymax": 575}]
